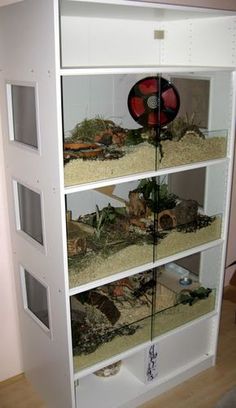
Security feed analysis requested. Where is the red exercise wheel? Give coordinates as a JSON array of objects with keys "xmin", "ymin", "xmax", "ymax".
[{"xmin": 127, "ymin": 76, "xmax": 180, "ymax": 127}]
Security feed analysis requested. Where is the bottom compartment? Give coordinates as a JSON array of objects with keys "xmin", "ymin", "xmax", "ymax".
[{"xmin": 75, "ymin": 317, "xmax": 216, "ymax": 408}]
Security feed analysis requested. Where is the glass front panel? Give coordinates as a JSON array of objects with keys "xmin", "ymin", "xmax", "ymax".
[
  {"xmin": 157, "ymin": 74, "xmax": 227, "ymax": 167},
  {"xmin": 62, "ymin": 72, "xmax": 228, "ymax": 187},
  {"xmin": 72, "ymin": 252, "xmax": 217, "ymax": 372},
  {"xmin": 72, "ymin": 270, "xmax": 153, "ymax": 372},
  {"xmin": 62, "ymin": 74, "xmax": 157, "ymax": 186},
  {"xmin": 67, "ymin": 164, "xmax": 224, "ymax": 288},
  {"xmin": 158, "ymin": 129, "xmax": 227, "ymax": 169},
  {"xmin": 66, "ymin": 179, "xmax": 154, "ymax": 288},
  {"xmin": 24, "ymin": 269, "xmax": 49, "ymax": 329},
  {"xmin": 153, "ymin": 169, "xmax": 222, "ymax": 261},
  {"xmin": 17, "ymin": 183, "xmax": 44, "ymax": 245},
  {"xmin": 10, "ymin": 84, "xmax": 38, "ymax": 148},
  {"xmin": 153, "ymin": 290, "xmax": 216, "ymax": 338},
  {"xmin": 152, "ymin": 256, "xmax": 216, "ymax": 338}
]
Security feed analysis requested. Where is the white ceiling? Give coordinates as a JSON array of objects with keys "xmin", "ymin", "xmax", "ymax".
[{"xmin": 0, "ymin": 0, "xmax": 22, "ymax": 6}]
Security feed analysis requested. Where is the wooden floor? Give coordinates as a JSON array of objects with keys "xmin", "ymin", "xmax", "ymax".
[{"xmin": 0, "ymin": 300, "xmax": 235, "ymax": 408}]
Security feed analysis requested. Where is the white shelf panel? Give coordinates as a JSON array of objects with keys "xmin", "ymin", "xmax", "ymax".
[
  {"xmin": 152, "ymin": 239, "xmax": 223, "ymax": 270},
  {"xmin": 69, "ymin": 238, "xmax": 223, "ymax": 296},
  {"xmin": 64, "ymin": 170, "xmax": 158, "ymax": 195},
  {"xmin": 64, "ymin": 158, "xmax": 229, "ymax": 195},
  {"xmin": 69, "ymin": 262, "xmax": 154, "ymax": 296},
  {"xmin": 61, "ymin": 0, "xmax": 234, "ymax": 21},
  {"xmin": 60, "ymin": 66, "xmax": 235, "ymax": 76}
]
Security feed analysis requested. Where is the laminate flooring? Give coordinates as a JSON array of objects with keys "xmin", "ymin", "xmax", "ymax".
[{"xmin": 0, "ymin": 300, "xmax": 235, "ymax": 408}]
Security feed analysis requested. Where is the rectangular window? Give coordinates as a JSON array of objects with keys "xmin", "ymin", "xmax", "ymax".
[
  {"xmin": 7, "ymin": 83, "xmax": 38, "ymax": 149},
  {"xmin": 23, "ymin": 268, "xmax": 50, "ymax": 330},
  {"xmin": 16, "ymin": 182, "xmax": 44, "ymax": 245}
]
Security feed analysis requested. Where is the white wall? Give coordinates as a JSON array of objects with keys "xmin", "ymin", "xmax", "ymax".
[
  {"xmin": 0, "ymin": 0, "xmax": 23, "ymax": 382},
  {"xmin": 0, "ymin": 0, "xmax": 22, "ymax": 5},
  {"xmin": 0, "ymin": 112, "xmax": 22, "ymax": 381}
]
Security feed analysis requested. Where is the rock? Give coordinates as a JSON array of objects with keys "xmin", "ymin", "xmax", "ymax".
[
  {"xmin": 175, "ymin": 199, "xmax": 198, "ymax": 226},
  {"xmin": 71, "ymin": 297, "xmax": 87, "ymax": 323},
  {"xmin": 94, "ymin": 361, "xmax": 122, "ymax": 377}
]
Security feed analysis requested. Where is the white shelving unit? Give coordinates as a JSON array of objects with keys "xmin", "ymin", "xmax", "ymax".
[{"xmin": 0, "ymin": 1, "xmax": 236, "ymax": 407}]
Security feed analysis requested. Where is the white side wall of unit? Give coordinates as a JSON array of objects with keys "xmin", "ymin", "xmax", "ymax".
[
  {"xmin": 208, "ymin": 71, "xmax": 233, "ymax": 132},
  {"xmin": 204, "ymin": 162, "xmax": 228, "ymax": 217},
  {"xmin": 200, "ymin": 245, "xmax": 223, "ymax": 292},
  {"xmin": 204, "ymin": 71, "xmax": 236, "ymax": 218},
  {"xmin": 161, "ymin": 16, "xmax": 236, "ymax": 67},
  {"xmin": 0, "ymin": 1, "xmax": 75, "ymax": 407}
]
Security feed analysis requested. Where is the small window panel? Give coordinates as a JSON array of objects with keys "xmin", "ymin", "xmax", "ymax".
[
  {"xmin": 22, "ymin": 268, "xmax": 50, "ymax": 331},
  {"xmin": 7, "ymin": 83, "xmax": 38, "ymax": 149},
  {"xmin": 16, "ymin": 182, "xmax": 44, "ymax": 245}
]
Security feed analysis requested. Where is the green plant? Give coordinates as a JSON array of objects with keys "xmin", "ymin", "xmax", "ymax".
[
  {"xmin": 136, "ymin": 178, "xmax": 177, "ymax": 213},
  {"xmin": 124, "ymin": 128, "xmax": 144, "ymax": 146},
  {"xmin": 178, "ymin": 287, "xmax": 212, "ymax": 306},
  {"xmin": 94, "ymin": 204, "xmax": 116, "ymax": 239}
]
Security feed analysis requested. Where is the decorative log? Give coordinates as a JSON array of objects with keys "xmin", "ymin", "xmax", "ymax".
[
  {"xmin": 88, "ymin": 291, "xmax": 121, "ymax": 325},
  {"xmin": 64, "ymin": 142, "xmax": 105, "ymax": 159},
  {"xmin": 158, "ymin": 209, "xmax": 177, "ymax": 230},
  {"xmin": 64, "ymin": 142, "xmax": 99, "ymax": 150},
  {"xmin": 67, "ymin": 237, "xmax": 87, "ymax": 256},
  {"xmin": 158, "ymin": 199, "xmax": 198, "ymax": 230},
  {"xmin": 127, "ymin": 191, "xmax": 147, "ymax": 217}
]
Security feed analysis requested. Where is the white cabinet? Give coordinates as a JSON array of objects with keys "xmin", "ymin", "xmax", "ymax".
[{"xmin": 0, "ymin": 1, "xmax": 235, "ymax": 407}]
